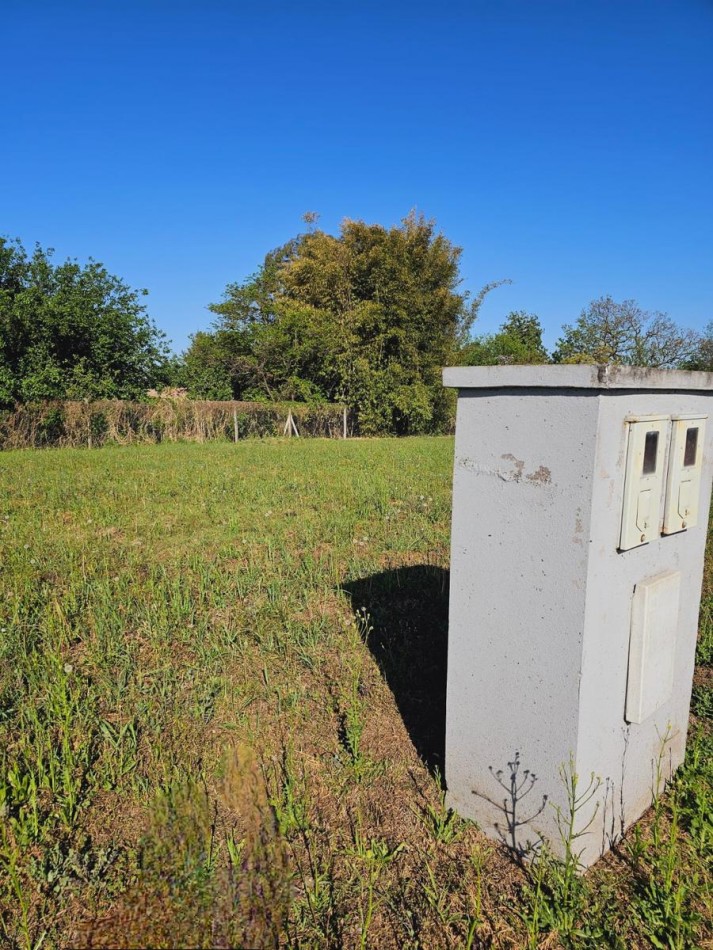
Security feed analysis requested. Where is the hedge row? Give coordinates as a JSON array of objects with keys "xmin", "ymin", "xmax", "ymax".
[{"xmin": 0, "ymin": 400, "xmax": 349, "ymax": 449}]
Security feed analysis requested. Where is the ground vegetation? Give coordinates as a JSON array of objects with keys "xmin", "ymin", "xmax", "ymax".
[{"xmin": 0, "ymin": 438, "xmax": 711, "ymax": 948}]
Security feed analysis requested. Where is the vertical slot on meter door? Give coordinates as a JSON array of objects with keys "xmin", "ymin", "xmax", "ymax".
[{"xmin": 619, "ymin": 417, "xmax": 669, "ymax": 551}]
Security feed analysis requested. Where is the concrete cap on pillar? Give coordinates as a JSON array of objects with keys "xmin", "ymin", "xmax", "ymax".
[{"xmin": 443, "ymin": 364, "xmax": 713, "ymax": 391}]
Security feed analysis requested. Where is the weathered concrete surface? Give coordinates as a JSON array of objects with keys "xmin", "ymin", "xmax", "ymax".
[
  {"xmin": 443, "ymin": 364, "xmax": 713, "ymax": 392},
  {"xmin": 443, "ymin": 367, "xmax": 713, "ymax": 867}
]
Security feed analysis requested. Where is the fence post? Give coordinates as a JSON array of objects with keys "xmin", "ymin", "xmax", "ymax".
[
  {"xmin": 343, "ymin": 405, "xmax": 347, "ymax": 439},
  {"xmin": 233, "ymin": 407, "xmax": 239, "ymax": 443}
]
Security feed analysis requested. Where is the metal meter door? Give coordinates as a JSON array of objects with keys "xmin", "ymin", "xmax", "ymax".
[
  {"xmin": 619, "ymin": 416, "xmax": 669, "ymax": 551},
  {"xmin": 662, "ymin": 416, "xmax": 707, "ymax": 535}
]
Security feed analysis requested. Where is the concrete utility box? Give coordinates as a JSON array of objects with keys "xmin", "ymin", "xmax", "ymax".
[{"xmin": 442, "ymin": 365, "xmax": 713, "ymax": 867}]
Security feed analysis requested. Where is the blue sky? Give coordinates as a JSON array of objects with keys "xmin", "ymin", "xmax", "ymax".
[{"xmin": 3, "ymin": 0, "xmax": 712, "ymax": 354}]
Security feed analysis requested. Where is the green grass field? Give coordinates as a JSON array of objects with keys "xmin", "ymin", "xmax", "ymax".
[{"xmin": 0, "ymin": 439, "xmax": 711, "ymax": 949}]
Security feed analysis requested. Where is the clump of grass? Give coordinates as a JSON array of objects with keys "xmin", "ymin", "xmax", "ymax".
[
  {"xmin": 624, "ymin": 736, "xmax": 702, "ymax": 950},
  {"xmin": 518, "ymin": 758, "xmax": 607, "ymax": 948},
  {"xmin": 419, "ymin": 769, "xmax": 463, "ymax": 845},
  {"xmin": 695, "ymin": 599, "xmax": 713, "ymax": 666},
  {"xmin": 692, "ymin": 683, "xmax": 713, "ymax": 720},
  {"xmin": 674, "ymin": 727, "xmax": 713, "ymax": 858},
  {"xmin": 347, "ymin": 824, "xmax": 405, "ymax": 949}
]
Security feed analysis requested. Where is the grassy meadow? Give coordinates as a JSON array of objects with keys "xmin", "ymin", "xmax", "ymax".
[{"xmin": 0, "ymin": 438, "xmax": 711, "ymax": 949}]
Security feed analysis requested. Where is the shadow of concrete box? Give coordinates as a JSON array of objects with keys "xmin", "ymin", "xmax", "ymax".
[
  {"xmin": 442, "ymin": 364, "xmax": 713, "ymax": 868},
  {"xmin": 344, "ymin": 565, "xmax": 450, "ymax": 776}
]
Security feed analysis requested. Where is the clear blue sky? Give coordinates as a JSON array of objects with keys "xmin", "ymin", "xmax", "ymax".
[{"xmin": 3, "ymin": 0, "xmax": 712, "ymax": 354}]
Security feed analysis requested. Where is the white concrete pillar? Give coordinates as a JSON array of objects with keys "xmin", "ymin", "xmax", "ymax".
[{"xmin": 443, "ymin": 365, "xmax": 713, "ymax": 866}]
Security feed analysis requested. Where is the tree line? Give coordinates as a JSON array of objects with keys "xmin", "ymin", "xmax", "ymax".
[{"xmin": 2, "ymin": 215, "xmax": 712, "ymax": 434}]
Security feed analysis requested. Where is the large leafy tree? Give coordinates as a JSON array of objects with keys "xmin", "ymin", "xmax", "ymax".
[
  {"xmin": 553, "ymin": 296, "xmax": 698, "ymax": 367},
  {"xmin": 189, "ymin": 213, "xmax": 497, "ymax": 433},
  {"xmin": 0, "ymin": 237, "xmax": 169, "ymax": 406}
]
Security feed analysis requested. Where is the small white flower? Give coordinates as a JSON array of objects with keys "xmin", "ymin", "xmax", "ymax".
[{"xmin": 64, "ymin": 663, "xmax": 73, "ymax": 674}]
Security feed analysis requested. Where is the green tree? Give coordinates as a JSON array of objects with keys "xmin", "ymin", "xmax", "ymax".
[
  {"xmin": 198, "ymin": 213, "xmax": 504, "ymax": 433},
  {"xmin": 175, "ymin": 331, "xmax": 234, "ymax": 400},
  {"xmin": 681, "ymin": 320, "xmax": 713, "ymax": 372},
  {"xmin": 500, "ymin": 311, "xmax": 548, "ymax": 360},
  {"xmin": 0, "ymin": 237, "xmax": 169, "ymax": 406},
  {"xmin": 553, "ymin": 296, "xmax": 697, "ymax": 367},
  {"xmin": 461, "ymin": 311, "xmax": 548, "ymax": 366}
]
